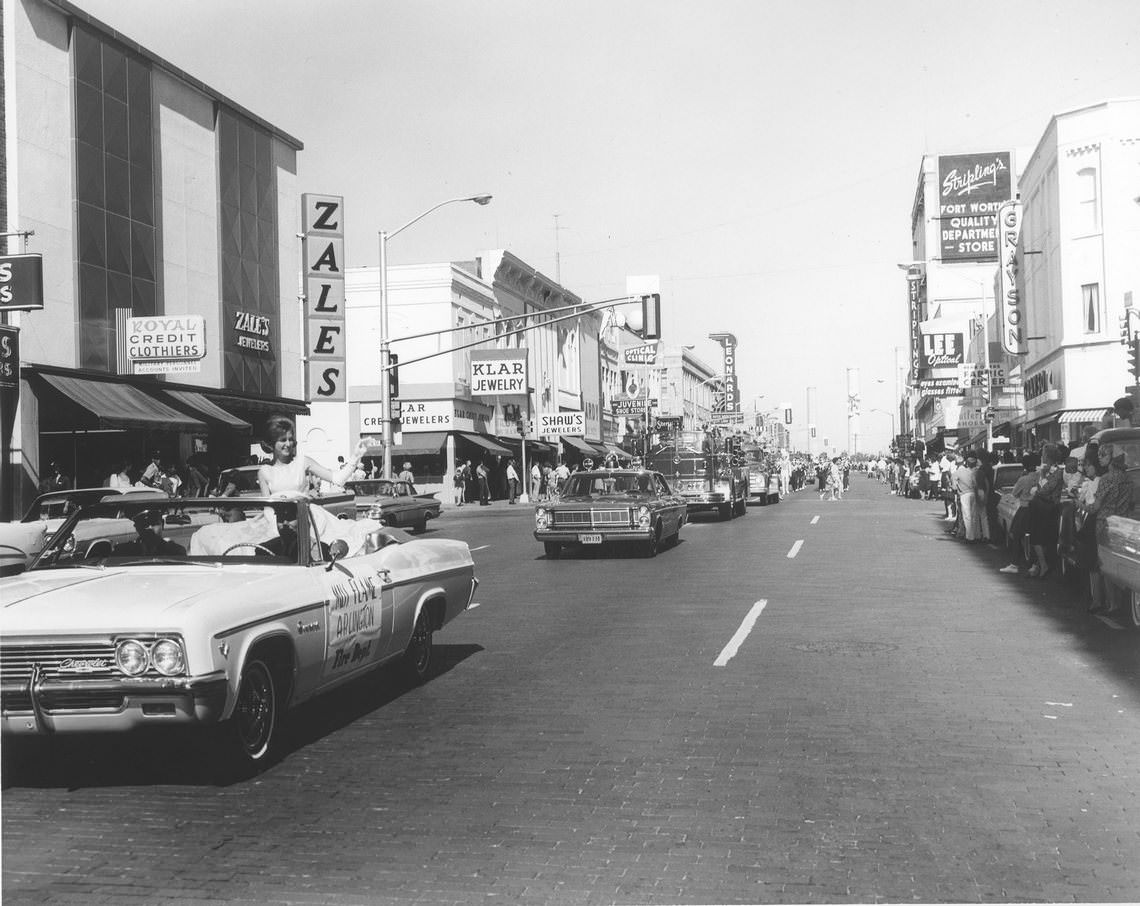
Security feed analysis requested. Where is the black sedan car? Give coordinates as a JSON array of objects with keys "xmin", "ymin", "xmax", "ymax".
[
  {"xmin": 533, "ymin": 469, "xmax": 686, "ymax": 558},
  {"xmin": 345, "ymin": 479, "xmax": 442, "ymax": 533}
]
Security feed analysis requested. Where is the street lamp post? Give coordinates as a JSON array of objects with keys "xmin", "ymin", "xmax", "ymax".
[{"xmin": 378, "ymin": 195, "xmax": 492, "ymax": 478}]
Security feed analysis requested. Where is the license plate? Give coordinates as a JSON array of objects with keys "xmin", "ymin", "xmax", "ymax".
[{"xmin": 578, "ymin": 533, "xmax": 603, "ymax": 544}]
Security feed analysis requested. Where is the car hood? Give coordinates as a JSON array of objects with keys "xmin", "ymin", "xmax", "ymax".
[{"xmin": 0, "ymin": 567, "xmax": 271, "ymax": 633}]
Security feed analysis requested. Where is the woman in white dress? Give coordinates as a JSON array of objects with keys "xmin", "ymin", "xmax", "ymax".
[
  {"xmin": 257, "ymin": 415, "xmax": 366, "ymax": 497},
  {"xmin": 256, "ymin": 415, "xmax": 377, "ymax": 555}
]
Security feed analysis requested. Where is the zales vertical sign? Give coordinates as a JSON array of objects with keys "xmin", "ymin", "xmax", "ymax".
[
  {"xmin": 996, "ymin": 199, "xmax": 1027, "ymax": 356},
  {"xmin": 302, "ymin": 194, "xmax": 346, "ymax": 402}
]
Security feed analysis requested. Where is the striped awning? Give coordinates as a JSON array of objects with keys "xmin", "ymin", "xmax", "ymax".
[
  {"xmin": 38, "ymin": 373, "xmax": 208, "ymax": 432},
  {"xmin": 1058, "ymin": 408, "xmax": 1110, "ymax": 424}
]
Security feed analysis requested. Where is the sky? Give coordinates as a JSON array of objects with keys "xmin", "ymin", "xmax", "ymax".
[{"xmin": 76, "ymin": 0, "xmax": 1140, "ymax": 452}]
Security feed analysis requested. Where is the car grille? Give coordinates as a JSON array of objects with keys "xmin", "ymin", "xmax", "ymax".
[
  {"xmin": 1, "ymin": 642, "xmax": 121, "ymax": 712},
  {"xmin": 551, "ymin": 508, "xmax": 631, "ymax": 528}
]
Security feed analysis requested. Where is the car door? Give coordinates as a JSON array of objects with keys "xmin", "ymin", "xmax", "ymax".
[{"xmin": 303, "ymin": 509, "xmax": 396, "ymax": 691}]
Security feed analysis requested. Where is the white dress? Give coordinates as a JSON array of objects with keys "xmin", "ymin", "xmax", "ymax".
[{"xmin": 258, "ymin": 456, "xmax": 380, "ymax": 557}]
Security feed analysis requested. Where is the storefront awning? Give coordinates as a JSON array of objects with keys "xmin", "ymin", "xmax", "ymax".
[
  {"xmin": 603, "ymin": 444, "xmax": 633, "ymax": 460},
  {"xmin": 38, "ymin": 373, "xmax": 208, "ymax": 432},
  {"xmin": 560, "ymin": 435, "xmax": 597, "ymax": 455},
  {"xmin": 1058, "ymin": 408, "xmax": 1110, "ymax": 424},
  {"xmin": 396, "ymin": 431, "xmax": 448, "ymax": 455},
  {"xmin": 162, "ymin": 389, "xmax": 251, "ymax": 431},
  {"xmin": 459, "ymin": 432, "xmax": 512, "ymax": 456}
]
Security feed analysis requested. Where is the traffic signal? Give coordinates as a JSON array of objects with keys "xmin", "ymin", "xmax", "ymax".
[
  {"xmin": 1121, "ymin": 309, "xmax": 1136, "ymax": 345},
  {"xmin": 640, "ymin": 294, "xmax": 661, "ymax": 340},
  {"xmin": 784, "ymin": 407, "xmax": 793, "ymax": 425},
  {"xmin": 1129, "ymin": 338, "xmax": 1140, "ymax": 379},
  {"xmin": 387, "ymin": 352, "xmax": 399, "ymax": 400}
]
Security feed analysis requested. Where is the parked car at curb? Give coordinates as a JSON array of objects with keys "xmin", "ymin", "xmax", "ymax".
[
  {"xmin": 1087, "ymin": 427, "xmax": 1140, "ymax": 628},
  {"xmin": 533, "ymin": 469, "xmax": 686, "ymax": 559},
  {"xmin": 344, "ymin": 479, "xmax": 441, "ymax": 532},
  {"xmin": 0, "ymin": 487, "xmax": 167, "ymax": 575},
  {"xmin": 0, "ymin": 496, "xmax": 479, "ymax": 776}
]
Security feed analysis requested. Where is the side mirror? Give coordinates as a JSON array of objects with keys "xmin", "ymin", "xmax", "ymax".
[{"xmin": 327, "ymin": 539, "xmax": 349, "ymax": 564}]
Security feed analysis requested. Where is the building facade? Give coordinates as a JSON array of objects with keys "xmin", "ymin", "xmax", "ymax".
[
  {"xmin": 1014, "ymin": 98, "xmax": 1140, "ymax": 448},
  {"xmin": 3, "ymin": 0, "xmax": 306, "ymax": 516}
]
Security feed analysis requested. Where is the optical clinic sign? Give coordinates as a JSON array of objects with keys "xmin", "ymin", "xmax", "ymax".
[
  {"xmin": 937, "ymin": 152, "xmax": 1013, "ymax": 262},
  {"xmin": 470, "ymin": 349, "xmax": 527, "ymax": 395},
  {"xmin": 920, "ymin": 333, "xmax": 964, "ymax": 368}
]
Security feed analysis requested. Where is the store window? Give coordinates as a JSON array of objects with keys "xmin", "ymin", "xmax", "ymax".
[
  {"xmin": 1082, "ymin": 283, "xmax": 1101, "ymax": 334},
  {"xmin": 1076, "ymin": 167, "xmax": 1099, "ymax": 235},
  {"xmin": 73, "ymin": 27, "xmax": 157, "ymax": 373}
]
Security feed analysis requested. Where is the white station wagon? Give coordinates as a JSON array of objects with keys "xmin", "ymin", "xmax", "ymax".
[{"xmin": 0, "ymin": 496, "xmax": 478, "ymax": 777}]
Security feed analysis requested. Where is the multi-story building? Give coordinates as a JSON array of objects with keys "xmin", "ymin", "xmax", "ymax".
[
  {"xmin": 308, "ymin": 251, "xmax": 612, "ymax": 498},
  {"xmin": 3, "ymin": 0, "xmax": 306, "ymax": 516},
  {"xmin": 902, "ymin": 148, "xmax": 1019, "ymax": 453},
  {"xmin": 1014, "ymin": 98, "xmax": 1140, "ymax": 448}
]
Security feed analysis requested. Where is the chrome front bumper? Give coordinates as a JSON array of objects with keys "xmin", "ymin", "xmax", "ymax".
[{"xmin": 1, "ymin": 669, "xmax": 229, "ymax": 735}]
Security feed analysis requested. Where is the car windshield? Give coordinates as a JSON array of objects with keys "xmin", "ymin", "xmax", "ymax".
[
  {"xmin": 26, "ymin": 498, "xmax": 348, "ymax": 570},
  {"xmin": 1105, "ymin": 439, "xmax": 1140, "ymax": 470},
  {"xmin": 562, "ymin": 472, "xmax": 657, "ymax": 497},
  {"xmin": 993, "ymin": 466, "xmax": 1021, "ymax": 491},
  {"xmin": 348, "ymin": 480, "xmax": 399, "ymax": 498},
  {"xmin": 20, "ymin": 489, "xmax": 123, "ymax": 522}
]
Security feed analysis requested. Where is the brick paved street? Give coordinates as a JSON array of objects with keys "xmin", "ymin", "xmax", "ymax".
[{"xmin": 3, "ymin": 476, "xmax": 1139, "ymax": 904}]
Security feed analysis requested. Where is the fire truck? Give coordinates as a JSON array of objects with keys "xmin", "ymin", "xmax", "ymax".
[{"xmin": 645, "ymin": 428, "xmax": 748, "ymax": 520}]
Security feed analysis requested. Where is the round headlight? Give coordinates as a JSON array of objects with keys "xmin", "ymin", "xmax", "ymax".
[
  {"xmin": 151, "ymin": 638, "xmax": 186, "ymax": 676},
  {"xmin": 637, "ymin": 505, "xmax": 651, "ymax": 528},
  {"xmin": 535, "ymin": 507, "xmax": 548, "ymax": 528},
  {"xmin": 115, "ymin": 640, "xmax": 149, "ymax": 676}
]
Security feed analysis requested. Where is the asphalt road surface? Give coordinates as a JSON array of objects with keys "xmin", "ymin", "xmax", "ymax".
[{"xmin": 3, "ymin": 476, "xmax": 1139, "ymax": 904}]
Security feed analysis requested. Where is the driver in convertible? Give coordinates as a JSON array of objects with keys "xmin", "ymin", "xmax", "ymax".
[{"xmin": 113, "ymin": 510, "xmax": 186, "ymax": 556}]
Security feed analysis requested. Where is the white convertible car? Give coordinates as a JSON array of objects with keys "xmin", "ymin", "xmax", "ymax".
[{"xmin": 0, "ymin": 496, "xmax": 478, "ymax": 776}]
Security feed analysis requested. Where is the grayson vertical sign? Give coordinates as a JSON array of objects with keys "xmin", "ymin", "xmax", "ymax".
[
  {"xmin": 996, "ymin": 198, "xmax": 1027, "ymax": 356},
  {"xmin": 302, "ymin": 194, "xmax": 346, "ymax": 402}
]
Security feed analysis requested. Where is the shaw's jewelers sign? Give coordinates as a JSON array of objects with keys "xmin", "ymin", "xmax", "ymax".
[
  {"xmin": 937, "ymin": 152, "xmax": 1013, "ymax": 262},
  {"xmin": 470, "ymin": 349, "xmax": 527, "ymax": 395}
]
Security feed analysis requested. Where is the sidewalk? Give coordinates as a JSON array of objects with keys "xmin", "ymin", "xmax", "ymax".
[{"xmin": 440, "ymin": 498, "xmax": 543, "ymax": 517}]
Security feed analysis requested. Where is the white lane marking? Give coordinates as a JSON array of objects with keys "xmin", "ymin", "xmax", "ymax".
[
  {"xmin": 714, "ymin": 599, "xmax": 767, "ymax": 667},
  {"xmin": 470, "ymin": 545, "xmax": 491, "ymax": 552},
  {"xmin": 810, "ymin": 515, "xmax": 820, "ymax": 525},
  {"xmin": 787, "ymin": 539, "xmax": 804, "ymax": 558}
]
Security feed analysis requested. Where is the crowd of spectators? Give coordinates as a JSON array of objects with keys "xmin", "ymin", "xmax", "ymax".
[{"xmin": 873, "ymin": 439, "xmax": 1135, "ymax": 617}]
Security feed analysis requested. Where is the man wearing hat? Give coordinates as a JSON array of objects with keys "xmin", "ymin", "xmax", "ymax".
[{"xmin": 113, "ymin": 510, "xmax": 186, "ymax": 556}]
